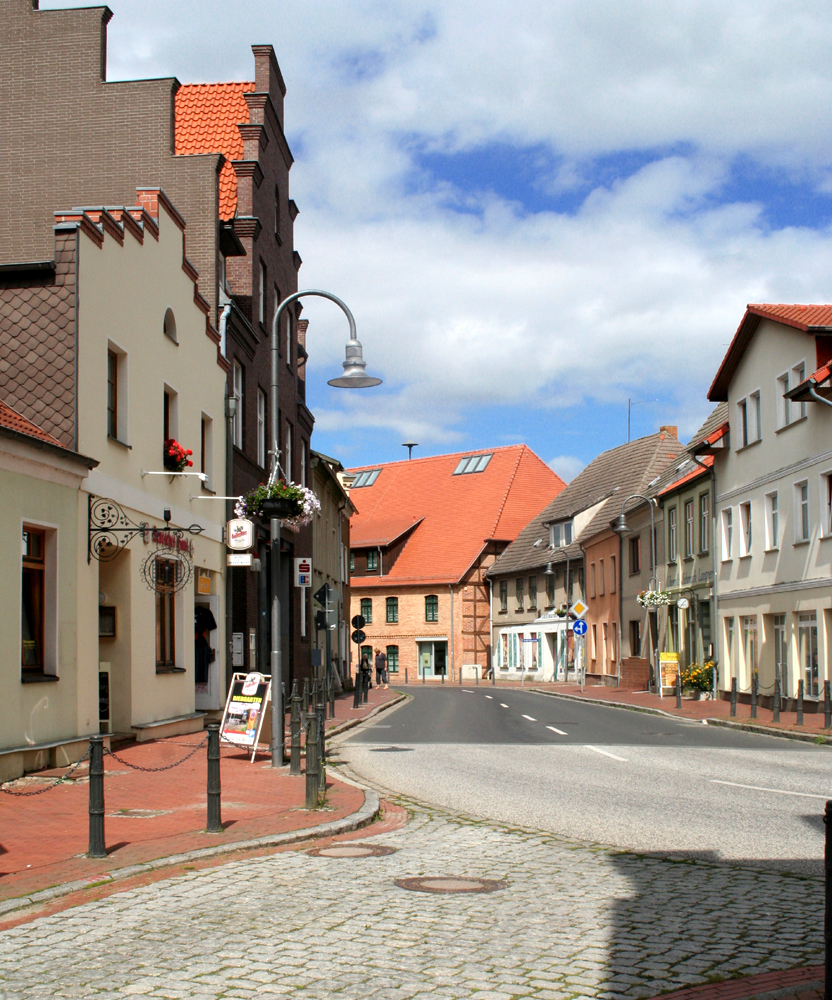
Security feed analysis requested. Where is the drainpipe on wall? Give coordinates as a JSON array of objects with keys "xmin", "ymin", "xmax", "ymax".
[
  {"xmin": 488, "ymin": 577, "xmax": 493, "ymax": 680},
  {"xmin": 337, "ymin": 498, "xmax": 347, "ymax": 683},
  {"xmin": 617, "ymin": 534, "xmax": 624, "ymax": 686},
  {"xmin": 224, "ymin": 391, "xmax": 237, "ymax": 690},
  {"xmin": 378, "ymin": 545, "xmax": 383, "ymax": 577},
  {"xmin": 449, "ymin": 583, "xmax": 455, "ymax": 681},
  {"xmin": 691, "ymin": 451, "xmax": 718, "ymax": 697}
]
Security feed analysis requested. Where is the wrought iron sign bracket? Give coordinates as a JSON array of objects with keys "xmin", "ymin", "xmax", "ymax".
[{"xmin": 87, "ymin": 495, "xmax": 204, "ymax": 564}]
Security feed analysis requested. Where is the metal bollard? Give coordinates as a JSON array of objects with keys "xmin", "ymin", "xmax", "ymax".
[
  {"xmin": 329, "ymin": 673, "xmax": 335, "ymax": 720},
  {"xmin": 405, "ymin": 667, "xmax": 408, "ymax": 684},
  {"xmin": 730, "ymin": 677, "xmax": 737, "ymax": 717},
  {"xmin": 88, "ymin": 734, "xmax": 107, "ymax": 859},
  {"xmin": 773, "ymin": 676, "xmax": 781, "ymax": 723},
  {"xmin": 290, "ymin": 681, "xmax": 302, "ymax": 775},
  {"xmin": 458, "ymin": 667, "xmax": 462, "ymax": 685},
  {"xmin": 317, "ymin": 702, "xmax": 327, "ymax": 805},
  {"xmin": 422, "ymin": 667, "xmax": 425, "ymax": 685},
  {"xmin": 751, "ymin": 672, "xmax": 758, "ymax": 719},
  {"xmin": 305, "ymin": 714, "xmax": 319, "ymax": 809},
  {"xmin": 825, "ymin": 681, "xmax": 831, "ymax": 730},
  {"xmin": 826, "ymin": 801, "xmax": 832, "ymax": 1000},
  {"xmin": 492, "ymin": 665, "xmax": 496, "ymax": 686},
  {"xmin": 675, "ymin": 668, "xmax": 682, "ymax": 709},
  {"xmin": 352, "ymin": 673, "xmax": 361, "ymax": 708},
  {"xmin": 475, "ymin": 668, "xmax": 479, "ymax": 686},
  {"xmin": 206, "ymin": 723, "xmax": 222, "ymax": 833},
  {"xmin": 362, "ymin": 671, "xmax": 369, "ymax": 704},
  {"xmin": 441, "ymin": 668, "xmax": 445, "ymax": 684},
  {"xmin": 798, "ymin": 679, "xmax": 805, "ymax": 726}
]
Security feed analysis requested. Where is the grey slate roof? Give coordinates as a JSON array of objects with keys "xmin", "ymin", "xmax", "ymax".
[{"xmin": 486, "ymin": 430, "xmax": 683, "ymax": 579}]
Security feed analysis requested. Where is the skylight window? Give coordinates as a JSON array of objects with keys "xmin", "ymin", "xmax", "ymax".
[
  {"xmin": 351, "ymin": 469, "xmax": 381, "ymax": 488},
  {"xmin": 453, "ymin": 453, "xmax": 492, "ymax": 475}
]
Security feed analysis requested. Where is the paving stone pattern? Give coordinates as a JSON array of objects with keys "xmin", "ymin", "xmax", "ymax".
[{"xmin": 0, "ymin": 808, "xmax": 821, "ymax": 999}]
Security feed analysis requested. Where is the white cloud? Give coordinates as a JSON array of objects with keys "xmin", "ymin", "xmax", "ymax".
[{"xmin": 548, "ymin": 455, "xmax": 586, "ymax": 484}]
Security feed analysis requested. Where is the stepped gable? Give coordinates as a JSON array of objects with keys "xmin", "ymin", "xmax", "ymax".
[
  {"xmin": 347, "ymin": 445, "xmax": 565, "ymax": 587},
  {"xmin": 488, "ymin": 430, "xmax": 681, "ymax": 578},
  {"xmin": 175, "ymin": 83, "xmax": 254, "ymax": 221}
]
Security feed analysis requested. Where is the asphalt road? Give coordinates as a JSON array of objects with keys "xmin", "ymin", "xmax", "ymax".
[{"xmin": 339, "ymin": 686, "xmax": 832, "ymax": 874}]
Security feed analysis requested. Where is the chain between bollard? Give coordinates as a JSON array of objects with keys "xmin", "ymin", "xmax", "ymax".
[
  {"xmin": 104, "ymin": 733, "xmax": 209, "ymax": 771},
  {"xmin": 0, "ymin": 746, "xmax": 91, "ymax": 796}
]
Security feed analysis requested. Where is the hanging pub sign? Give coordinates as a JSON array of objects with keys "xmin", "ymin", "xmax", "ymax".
[
  {"xmin": 220, "ymin": 672, "xmax": 272, "ymax": 762},
  {"xmin": 227, "ymin": 518, "xmax": 254, "ymax": 551}
]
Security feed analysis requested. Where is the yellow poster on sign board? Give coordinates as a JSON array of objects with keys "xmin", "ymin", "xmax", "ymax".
[
  {"xmin": 197, "ymin": 569, "xmax": 211, "ymax": 595},
  {"xmin": 659, "ymin": 651, "xmax": 679, "ymax": 686}
]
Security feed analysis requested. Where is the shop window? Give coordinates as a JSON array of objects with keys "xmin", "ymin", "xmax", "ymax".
[
  {"xmin": 425, "ymin": 595, "xmax": 438, "ymax": 622},
  {"xmin": 799, "ymin": 612, "xmax": 819, "ymax": 698},
  {"xmin": 386, "ymin": 645, "xmax": 399, "ymax": 673},
  {"xmin": 155, "ymin": 558, "xmax": 178, "ymax": 670},
  {"xmin": 386, "ymin": 597, "xmax": 398, "ymax": 624},
  {"xmin": 360, "ymin": 598, "xmax": 372, "ymax": 624}
]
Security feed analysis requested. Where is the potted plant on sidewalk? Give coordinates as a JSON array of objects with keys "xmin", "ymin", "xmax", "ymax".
[{"xmin": 235, "ymin": 480, "xmax": 321, "ymax": 531}]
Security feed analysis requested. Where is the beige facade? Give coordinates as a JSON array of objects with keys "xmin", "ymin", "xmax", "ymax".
[
  {"xmin": 69, "ymin": 193, "xmax": 227, "ymax": 736},
  {"xmin": 0, "ymin": 425, "xmax": 98, "ymax": 781},
  {"xmin": 711, "ymin": 316, "xmax": 832, "ymax": 705}
]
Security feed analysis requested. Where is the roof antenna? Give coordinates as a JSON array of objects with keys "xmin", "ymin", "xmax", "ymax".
[{"xmin": 402, "ymin": 441, "xmax": 418, "ymax": 460}]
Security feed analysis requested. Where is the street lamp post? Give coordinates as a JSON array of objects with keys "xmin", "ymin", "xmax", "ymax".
[
  {"xmin": 612, "ymin": 494, "xmax": 662, "ymax": 697},
  {"xmin": 268, "ymin": 289, "xmax": 381, "ymax": 767}
]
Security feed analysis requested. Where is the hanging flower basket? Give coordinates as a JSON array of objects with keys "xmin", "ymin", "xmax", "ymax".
[
  {"xmin": 637, "ymin": 588, "xmax": 672, "ymax": 608},
  {"xmin": 235, "ymin": 481, "xmax": 321, "ymax": 532},
  {"xmin": 164, "ymin": 438, "xmax": 193, "ymax": 472}
]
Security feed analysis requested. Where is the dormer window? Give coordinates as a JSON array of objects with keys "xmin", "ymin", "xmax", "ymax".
[
  {"xmin": 549, "ymin": 521, "xmax": 573, "ymax": 547},
  {"xmin": 453, "ymin": 454, "xmax": 492, "ymax": 474},
  {"xmin": 352, "ymin": 469, "xmax": 381, "ymax": 488}
]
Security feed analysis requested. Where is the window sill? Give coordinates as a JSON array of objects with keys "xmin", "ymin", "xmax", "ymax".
[
  {"xmin": 736, "ymin": 439, "xmax": 762, "ymax": 454},
  {"xmin": 155, "ymin": 666, "xmax": 187, "ymax": 675},
  {"xmin": 775, "ymin": 415, "xmax": 807, "ymax": 434},
  {"xmin": 738, "ymin": 553, "xmax": 752, "ymax": 560},
  {"xmin": 21, "ymin": 673, "xmax": 59, "ymax": 683},
  {"xmin": 764, "ymin": 547, "xmax": 780, "ymax": 553},
  {"xmin": 793, "ymin": 539, "xmax": 811, "ymax": 547},
  {"xmin": 200, "ymin": 484, "xmax": 216, "ymax": 495},
  {"xmin": 108, "ymin": 435, "xmax": 132, "ymax": 450},
  {"xmin": 498, "ymin": 609, "xmax": 508, "ymax": 614}
]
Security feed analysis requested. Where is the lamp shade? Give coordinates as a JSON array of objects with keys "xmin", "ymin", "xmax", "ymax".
[
  {"xmin": 612, "ymin": 513, "xmax": 628, "ymax": 534},
  {"xmin": 543, "ymin": 561, "xmax": 555, "ymax": 576},
  {"xmin": 328, "ymin": 338, "xmax": 382, "ymax": 388}
]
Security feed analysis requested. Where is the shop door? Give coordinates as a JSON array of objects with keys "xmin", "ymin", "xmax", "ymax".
[
  {"xmin": 418, "ymin": 642, "xmax": 433, "ymax": 677},
  {"xmin": 195, "ymin": 596, "xmax": 222, "ymax": 710}
]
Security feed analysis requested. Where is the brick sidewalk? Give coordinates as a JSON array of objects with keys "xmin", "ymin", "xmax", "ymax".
[
  {"xmin": 0, "ymin": 687, "xmax": 401, "ymax": 904},
  {"xmin": 647, "ymin": 966, "xmax": 823, "ymax": 1000}
]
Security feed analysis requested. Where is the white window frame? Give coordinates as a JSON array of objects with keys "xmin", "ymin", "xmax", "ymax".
[
  {"xmin": 736, "ymin": 391, "xmax": 761, "ymax": 448},
  {"xmin": 721, "ymin": 508, "xmax": 733, "ymax": 560},
  {"xmin": 257, "ymin": 389, "xmax": 266, "ymax": 468},
  {"xmin": 821, "ymin": 472, "xmax": 832, "ymax": 538},
  {"xmin": 684, "ymin": 500, "xmax": 694, "ymax": 558},
  {"xmin": 699, "ymin": 492, "xmax": 710, "ymax": 553},
  {"xmin": 792, "ymin": 361, "xmax": 808, "ymax": 420},
  {"xmin": 794, "ymin": 480, "xmax": 810, "ymax": 543},
  {"xmin": 739, "ymin": 501, "xmax": 752, "ymax": 557},
  {"xmin": 668, "ymin": 507, "xmax": 678, "ymax": 562},
  {"xmin": 232, "ymin": 361, "xmax": 243, "ymax": 450},
  {"xmin": 776, "ymin": 370, "xmax": 791, "ymax": 429},
  {"xmin": 20, "ymin": 521, "xmax": 59, "ymax": 678},
  {"xmin": 764, "ymin": 491, "xmax": 779, "ymax": 550},
  {"xmin": 106, "ymin": 340, "xmax": 129, "ymax": 445}
]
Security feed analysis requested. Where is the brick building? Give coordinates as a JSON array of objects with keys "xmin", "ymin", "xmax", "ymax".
[
  {"xmin": 1, "ymin": 0, "xmax": 312, "ymax": 691},
  {"xmin": 348, "ymin": 447, "xmax": 565, "ymax": 681}
]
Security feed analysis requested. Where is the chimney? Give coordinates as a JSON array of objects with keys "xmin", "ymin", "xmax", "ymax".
[{"xmin": 659, "ymin": 425, "xmax": 678, "ymax": 439}]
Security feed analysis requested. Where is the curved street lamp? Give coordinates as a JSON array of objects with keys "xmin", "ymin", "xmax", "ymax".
[
  {"xmin": 267, "ymin": 290, "xmax": 382, "ymax": 765},
  {"xmin": 613, "ymin": 493, "xmax": 663, "ymax": 697}
]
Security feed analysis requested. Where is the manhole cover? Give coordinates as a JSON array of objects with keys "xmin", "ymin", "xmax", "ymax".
[
  {"xmin": 395, "ymin": 876, "xmax": 507, "ymax": 894},
  {"xmin": 308, "ymin": 843, "xmax": 398, "ymax": 858},
  {"xmin": 369, "ymin": 746, "xmax": 415, "ymax": 753}
]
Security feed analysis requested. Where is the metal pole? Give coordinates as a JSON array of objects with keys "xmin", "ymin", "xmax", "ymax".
[
  {"xmin": 316, "ymin": 681, "xmax": 326, "ymax": 803},
  {"xmin": 798, "ymin": 679, "xmax": 805, "ymax": 726},
  {"xmin": 730, "ymin": 676, "xmax": 737, "ymax": 717},
  {"xmin": 405, "ymin": 667, "xmax": 408, "ymax": 684},
  {"xmin": 325, "ymin": 625, "xmax": 333, "ymax": 718},
  {"xmin": 87, "ymin": 735, "xmax": 106, "ymax": 859},
  {"xmin": 362, "ymin": 669, "xmax": 369, "ymax": 704},
  {"xmin": 751, "ymin": 671, "xmax": 758, "ymax": 719},
  {"xmin": 290, "ymin": 681, "xmax": 302, "ymax": 775},
  {"xmin": 675, "ymin": 666, "xmax": 682, "ymax": 709},
  {"xmin": 206, "ymin": 723, "xmax": 222, "ymax": 833},
  {"xmin": 825, "ymin": 680, "xmax": 831, "ymax": 730},
  {"xmin": 825, "ymin": 800, "xmax": 832, "ymax": 1000},
  {"xmin": 352, "ymin": 671, "xmax": 361, "ymax": 708},
  {"xmin": 305, "ymin": 713, "xmax": 319, "ymax": 809},
  {"xmin": 773, "ymin": 676, "xmax": 781, "ymax": 723}
]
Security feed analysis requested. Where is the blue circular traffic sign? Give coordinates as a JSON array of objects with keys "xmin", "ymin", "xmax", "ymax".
[{"xmin": 572, "ymin": 619, "xmax": 588, "ymax": 636}]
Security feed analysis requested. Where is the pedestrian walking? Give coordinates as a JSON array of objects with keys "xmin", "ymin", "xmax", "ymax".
[
  {"xmin": 374, "ymin": 647, "xmax": 388, "ymax": 690},
  {"xmin": 359, "ymin": 651, "xmax": 372, "ymax": 691}
]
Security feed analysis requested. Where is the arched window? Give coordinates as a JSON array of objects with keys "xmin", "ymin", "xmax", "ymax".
[
  {"xmin": 386, "ymin": 597, "xmax": 398, "ymax": 624},
  {"xmin": 425, "ymin": 595, "xmax": 438, "ymax": 622},
  {"xmin": 163, "ymin": 308, "xmax": 177, "ymax": 343},
  {"xmin": 360, "ymin": 598, "xmax": 372, "ymax": 624}
]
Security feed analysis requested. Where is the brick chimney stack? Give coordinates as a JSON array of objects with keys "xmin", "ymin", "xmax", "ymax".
[{"xmin": 659, "ymin": 425, "xmax": 678, "ymax": 439}]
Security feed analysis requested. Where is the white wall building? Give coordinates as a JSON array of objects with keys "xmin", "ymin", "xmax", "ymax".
[{"xmin": 707, "ymin": 304, "xmax": 832, "ymax": 707}]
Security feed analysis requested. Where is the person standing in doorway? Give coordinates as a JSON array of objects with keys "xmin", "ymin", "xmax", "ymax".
[{"xmin": 374, "ymin": 647, "xmax": 388, "ymax": 689}]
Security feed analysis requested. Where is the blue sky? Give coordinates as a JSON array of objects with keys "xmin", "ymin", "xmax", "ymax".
[{"xmin": 46, "ymin": 0, "xmax": 832, "ymax": 480}]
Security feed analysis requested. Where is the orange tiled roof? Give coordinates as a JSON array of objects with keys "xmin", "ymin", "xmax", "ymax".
[
  {"xmin": 0, "ymin": 399, "xmax": 62, "ymax": 445},
  {"xmin": 709, "ymin": 303, "xmax": 832, "ymax": 401},
  {"xmin": 347, "ymin": 446, "xmax": 565, "ymax": 587},
  {"xmin": 175, "ymin": 83, "xmax": 254, "ymax": 221}
]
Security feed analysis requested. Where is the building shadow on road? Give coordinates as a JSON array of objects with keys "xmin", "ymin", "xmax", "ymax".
[{"xmin": 606, "ymin": 849, "xmax": 823, "ymax": 998}]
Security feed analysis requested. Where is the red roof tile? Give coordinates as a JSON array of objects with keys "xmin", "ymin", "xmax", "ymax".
[
  {"xmin": 348, "ymin": 446, "xmax": 565, "ymax": 587},
  {"xmin": 174, "ymin": 83, "xmax": 254, "ymax": 221},
  {"xmin": 657, "ymin": 454, "xmax": 713, "ymax": 497},
  {"xmin": 709, "ymin": 304, "xmax": 832, "ymax": 401},
  {"xmin": 0, "ymin": 399, "xmax": 62, "ymax": 445}
]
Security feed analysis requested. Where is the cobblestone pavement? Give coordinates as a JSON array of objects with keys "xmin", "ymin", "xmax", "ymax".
[{"xmin": 0, "ymin": 803, "xmax": 821, "ymax": 1000}]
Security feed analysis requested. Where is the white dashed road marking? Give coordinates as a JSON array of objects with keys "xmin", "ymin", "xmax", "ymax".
[
  {"xmin": 462, "ymin": 690, "xmax": 474, "ymax": 693},
  {"xmin": 485, "ymin": 695, "xmax": 493, "ymax": 699},
  {"xmin": 547, "ymin": 726, "xmax": 567, "ymax": 735},
  {"xmin": 500, "ymin": 703, "xmax": 509, "ymax": 708},
  {"xmin": 522, "ymin": 715, "xmax": 537, "ymax": 722},
  {"xmin": 584, "ymin": 745, "xmax": 627, "ymax": 762},
  {"xmin": 711, "ymin": 779, "xmax": 829, "ymax": 799}
]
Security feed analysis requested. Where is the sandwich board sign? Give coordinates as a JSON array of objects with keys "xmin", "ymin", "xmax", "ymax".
[{"xmin": 220, "ymin": 671, "xmax": 271, "ymax": 762}]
